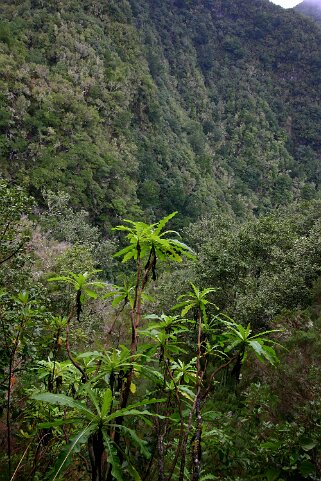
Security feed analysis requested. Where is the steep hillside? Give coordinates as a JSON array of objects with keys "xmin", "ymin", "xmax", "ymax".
[
  {"xmin": 0, "ymin": 0, "xmax": 321, "ymax": 227},
  {"xmin": 1, "ymin": 4, "xmax": 321, "ymax": 479},
  {"xmin": 295, "ymin": 0, "xmax": 321, "ymax": 25}
]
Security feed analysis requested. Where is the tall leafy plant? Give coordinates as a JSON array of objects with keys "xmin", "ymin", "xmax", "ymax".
[
  {"xmin": 33, "ymin": 386, "xmax": 163, "ymax": 481},
  {"xmin": 171, "ymin": 285, "xmax": 281, "ymax": 481},
  {"xmin": 112, "ymin": 213, "xmax": 194, "ymax": 411},
  {"xmin": 48, "ymin": 270, "xmax": 105, "ymax": 381}
]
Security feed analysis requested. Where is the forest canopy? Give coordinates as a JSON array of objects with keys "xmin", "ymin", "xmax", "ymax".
[{"xmin": 1, "ymin": 0, "xmax": 321, "ymax": 480}]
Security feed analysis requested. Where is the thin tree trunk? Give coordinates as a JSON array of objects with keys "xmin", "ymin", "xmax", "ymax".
[
  {"xmin": 191, "ymin": 396, "xmax": 202, "ymax": 481},
  {"xmin": 65, "ymin": 306, "xmax": 88, "ymax": 382},
  {"xmin": 164, "ymin": 361, "xmax": 185, "ymax": 481},
  {"xmin": 178, "ymin": 386, "xmax": 200, "ymax": 481},
  {"xmin": 7, "ymin": 355, "xmax": 13, "ymax": 479},
  {"xmin": 88, "ymin": 430, "xmax": 107, "ymax": 481},
  {"xmin": 6, "ymin": 317, "xmax": 25, "ymax": 479},
  {"xmin": 158, "ymin": 432, "xmax": 165, "ymax": 481},
  {"xmin": 191, "ymin": 311, "xmax": 203, "ymax": 481},
  {"xmin": 107, "ymin": 248, "xmax": 156, "ymax": 481}
]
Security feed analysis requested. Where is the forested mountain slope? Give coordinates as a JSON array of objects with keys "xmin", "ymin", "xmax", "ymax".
[
  {"xmin": 295, "ymin": 0, "xmax": 321, "ymax": 26},
  {"xmin": 2, "ymin": 3, "xmax": 321, "ymax": 480},
  {"xmin": 0, "ymin": 0, "xmax": 321, "ymax": 226}
]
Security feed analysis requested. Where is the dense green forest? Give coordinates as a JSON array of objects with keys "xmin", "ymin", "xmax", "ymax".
[
  {"xmin": 1, "ymin": 0, "xmax": 321, "ymax": 223},
  {"xmin": 1, "ymin": 0, "xmax": 321, "ymax": 480}
]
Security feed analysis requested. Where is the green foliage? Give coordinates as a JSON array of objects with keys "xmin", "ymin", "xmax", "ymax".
[
  {"xmin": 1, "ymin": 0, "xmax": 321, "ymax": 222},
  {"xmin": 0, "ymin": 179, "xmax": 33, "ymax": 283},
  {"xmin": 42, "ymin": 191, "xmax": 101, "ymax": 246},
  {"xmin": 172, "ymin": 284, "xmax": 218, "ymax": 324},
  {"xmin": 295, "ymin": 1, "xmax": 321, "ymax": 26},
  {"xmin": 32, "ymin": 379, "xmax": 163, "ymax": 480},
  {"xmin": 0, "ymin": 0, "xmax": 321, "ymax": 477},
  {"xmin": 1, "ymin": 204, "xmax": 321, "ymax": 481},
  {"xmin": 187, "ymin": 201, "xmax": 321, "ymax": 326},
  {"xmin": 49, "ymin": 270, "xmax": 105, "ymax": 300},
  {"xmin": 222, "ymin": 319, "xmax": 280, "ymax": 366},
  {"xmin": 113, "ymin": 212, "xmax": 195, "ymax": 264}
]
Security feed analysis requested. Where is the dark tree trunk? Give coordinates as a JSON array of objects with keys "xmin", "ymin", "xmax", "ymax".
[{"xmin": 88, "ymin": 430, "xmax": 107, "ymax": 481}]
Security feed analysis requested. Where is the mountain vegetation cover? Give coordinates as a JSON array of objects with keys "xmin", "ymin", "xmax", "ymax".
[
  {"xmin": 1, "ymin": 0, "xmax": 321, "ymax": 480},
  {"xmin": 295, "ymin": 0, "xmax": 321, "ymax": 26},
  {"xmin": 1, "ymin": 0, "xmax": 321, "ymax": 223}
]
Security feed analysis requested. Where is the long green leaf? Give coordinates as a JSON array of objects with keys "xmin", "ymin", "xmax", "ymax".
[
  {"xmin": 102, "ymin": 431, "xmax": 124, "ymax": 481},
  {"xmin": 84, "ymin": 289, "xmax": 98, "ymax": 299},
  {"xmin": 82, "ymin": 385, "xmax": 101, "ymax": 416},
  {"xmin": 154, "ymin": 212, "xmax": 178, "ymax": 235},
  {"xmin": 114, "ymin": 425, "xmax": 150, "ymax": 458},
  {"xmin": 32, "ymin": 393, "xmax": 95, "ymax": 419},
  {"xmin": 38, "ymin": 418, "xmax": 81, "ymax": 429},
  {"xmin": 248, "ymin": 340, "xmax": 265, "ymax": 357},
  {"xmin": 113, "ymin": 245, "xmax": 134, "ymax": 258},
  {"xmin": 107, "ymin": 408, "xmax": 166, "ymax": 423},
  {"xmin": 181, "ymin": 304, "xmax": 194, "ymax": 317},
  {"xmin": 48, "ymin": 422, "xmax": 95, "ymax": 481},
  {"xmin": 127, "ymin": 463, "xmax": 143, "ymax": 481},
  {"xmin": 199, "ymin": 475, "xmax": 218, "ymax": 481},
  {"xmin": 101, "ymin": 388, "xmax": 113, "ymax": 418}
]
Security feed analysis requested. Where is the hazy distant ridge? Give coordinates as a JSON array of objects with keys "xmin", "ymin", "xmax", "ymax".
[{"xmin": 295, "ymin": 0, "xmax": 321, "ymax": 24}]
